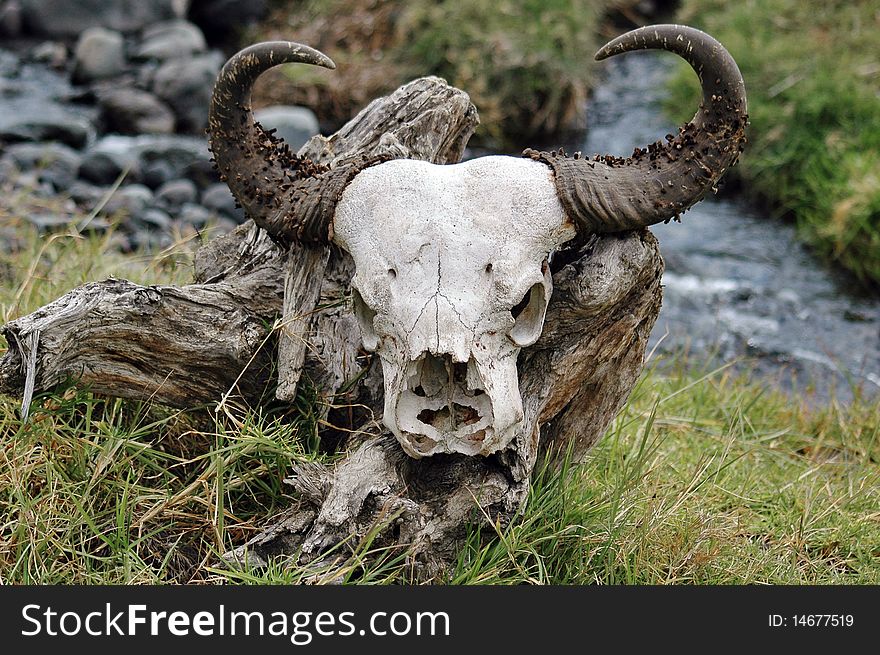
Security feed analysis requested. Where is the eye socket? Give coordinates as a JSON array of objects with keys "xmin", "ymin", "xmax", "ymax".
[
  {"xmin": 509, "ymin": 282, "xmax": 548, "ymax": 347},
  {"xmin": 510, "ymin": 289, "xmax": 530, "ymax": 320}
]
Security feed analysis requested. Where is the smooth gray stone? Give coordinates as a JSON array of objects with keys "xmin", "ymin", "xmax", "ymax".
[
  {"xmin": 200, "ymin": 182, "xmax": 243, "ymax": 221},
  {"xmin": 20, "ymin": 0, "xmax": 176, "ymax": 37},
  {"xmin": 78, "ymin": 133, "xmax": 210, "ymax": 186},
  {"xmin": 67, "ymin": 180, "xmax": 106, "ymax": 206},
  {"xmin": 98, "ymin": 88, "xmax": 176, "ymax": 134},
  {"xmin": 72, "ymin": 27, "xmax": 124, "ymax": 82},
  {"xmin": 135, "ymin": 206, "xmax": 172, "ymax": 230},
  {"xmin": 135, "ymin": 20, "xmax": 206, "ymax": 60},
  {"xmin": 152, "ymin": 52, "xmax": 222, "ymax": 132},
  {"xmin": 0, "ymin": 104, "xmax": 92, "ymax": 148},
  {"xmin": 101, "ymin": 183, "xmax": 153, "ymax": 217},
  {"xmin": 177, "ymin": 201, "xmax": 212, "ymax": 228},
  {"xmin": 3, "ymin": 141, "xmax": 82, "ymax": 190},
  {"xmin": 155, "ymin": 178, "xmax": 198, "ymax": 208}
]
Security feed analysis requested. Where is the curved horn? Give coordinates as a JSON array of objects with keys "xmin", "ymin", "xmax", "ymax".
[
  {"xmin": 208, "ymin": 42, "xmax": 385, "ymax": 244},
  {"xmin": 524, "ymin": 24, "xmax": 747, "ymax": 233}
]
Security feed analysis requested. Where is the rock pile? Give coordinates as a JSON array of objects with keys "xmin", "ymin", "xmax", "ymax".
[{"xmin": 0, "ymin": 0, "xmax": 316, "ymax": 251}]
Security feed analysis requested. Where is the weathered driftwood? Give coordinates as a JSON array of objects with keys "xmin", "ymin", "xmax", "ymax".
[
  {"xmin": 228, "ymin": 230, "xmax": 662, "ymax": 578},
  {"xmin": 1, "ymin": 75, "xmax": 663, "ymax": 579},
  {"xmin": 275, "ymin": 76, "xmax": 479, "ymax": 406}
]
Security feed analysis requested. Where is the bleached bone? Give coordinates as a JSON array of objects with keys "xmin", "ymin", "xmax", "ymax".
[{"xmin": 333, "ymin": 157, "xmax": 575, "ymax": 457}]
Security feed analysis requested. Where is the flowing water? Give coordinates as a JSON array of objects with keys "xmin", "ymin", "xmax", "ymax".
[{"xmin": 582, "ymin": 52, "xmax": 880, "ymax": 400}]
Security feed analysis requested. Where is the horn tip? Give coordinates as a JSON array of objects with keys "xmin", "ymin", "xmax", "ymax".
[
  {"xmin": 594, "ymin": 47, "xmax": 609, "ymax": 61},
  {"xmin": 285, "ymin": 41, "xmax": 336, "ymax": 70},
  {"xmin": 594, "ymin": 35, "xmax": 626, "ymax": 61}
]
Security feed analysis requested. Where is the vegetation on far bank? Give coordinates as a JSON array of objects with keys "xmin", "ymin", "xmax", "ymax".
[
  {"xmin": 1, "ymin": 218, "xmax": 878, "ymax": 584},
  {"xmin": 249, "ymin": 0, "xmax": 639, "ymax": 148},
  {"xmin": 668, "ymin": 0, "xmax": 880, "ymax": 287}
]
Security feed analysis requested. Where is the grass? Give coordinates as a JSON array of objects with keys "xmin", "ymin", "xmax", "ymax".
[
  {"xmin": 2, "ymin": 213, "xmax": 878, "ymax": 584},
  {"xmin": 666, "ymin": 0, "xmax": 880, "ymax": 288},
  {"xmin": 248, "ymin": 0, "xmax": 637, "ymax": 149},
  {"xmin": 448, "ymin": 364, "xmax": 879, "ymax": 584}
]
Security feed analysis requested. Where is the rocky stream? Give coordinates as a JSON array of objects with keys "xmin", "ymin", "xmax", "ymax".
[{"xmin": 585, "ymin": 52, "xmax": 880, "ymax": 401}]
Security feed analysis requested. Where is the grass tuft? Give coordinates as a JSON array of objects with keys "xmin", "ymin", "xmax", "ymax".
[
  {"xmin": 449, "ymin": 364, "xmax": 879, "ymax": 584},
  {"xmin": 248, "ymin": 0, "xmax": 635, "ymax": 149}
]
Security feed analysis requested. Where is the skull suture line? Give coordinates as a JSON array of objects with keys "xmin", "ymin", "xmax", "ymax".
[
  {"xmin": 333, "ymin": 158, "xmax": 575, "ymax": 457},
  {"xmin": 207, "ymin": 25, "xmax": 747, "ymax": 458}
]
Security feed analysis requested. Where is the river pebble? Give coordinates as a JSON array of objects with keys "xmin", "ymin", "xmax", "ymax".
[
  {"xmin": 135, "ymin": 20, "xmax": 207, "ymax": 61},
  {"xmin": 98, "ymin": 88, "xmax": 176, "ymax": 134},
  {"xmin": 154, "ymin": 178, "xmax": 198, "ymax": 209},
  {"xmin": 72, "ymin": 26, "xmax": 125, "ymax": 83}
]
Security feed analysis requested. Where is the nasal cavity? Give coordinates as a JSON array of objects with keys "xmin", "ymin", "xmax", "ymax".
[
  {"xmin": 417, "ymin": 404, "xmax": 482, "ymax": 430},
  {"xmin": 417, "ymin": 353, "xmax": 469, "ymax": 392},
  {"xmin": 429, "ymin": 354, "xmax": 467, "ymax": 384}
]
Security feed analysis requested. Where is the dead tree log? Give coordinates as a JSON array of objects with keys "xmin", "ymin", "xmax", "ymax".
[{"xmin": 1, "ymin": 75, "xmax": 663, "ymax": 579}]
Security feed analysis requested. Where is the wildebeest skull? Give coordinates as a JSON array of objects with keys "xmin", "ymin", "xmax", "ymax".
[{"xmin": 207, "ymin": 25, "xmax": 747, "ymax": 458}]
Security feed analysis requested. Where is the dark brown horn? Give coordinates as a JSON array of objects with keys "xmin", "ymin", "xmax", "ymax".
[
  {"xmin": 208, "ymin": 41, "xmax": 386, "ymax": 245},
  {"xmin": 524, "ymin": 24, "xmax": 747, "ymax": 233}
]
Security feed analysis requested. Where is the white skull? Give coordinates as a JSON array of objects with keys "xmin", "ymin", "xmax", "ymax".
[{"xmin": 333, "ymin": 156, "xmax": 575, "ymax": 458}]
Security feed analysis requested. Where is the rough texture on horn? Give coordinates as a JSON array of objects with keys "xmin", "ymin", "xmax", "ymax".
[
  {"xmin": 208, "ymin": 41, "xmax": 388, "ymax": 245},
  {"xmin": 523, "ymin": 24, "xmax": 747, "ymax": 234}
]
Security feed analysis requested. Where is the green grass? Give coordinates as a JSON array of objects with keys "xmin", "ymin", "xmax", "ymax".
[
  {"xmin": 393, "ymin": 0, "xmax": 610, "ymax": 145},
  {"xmin": 448, "ymin": 365, "xmax": 879, "ymax": 584},
  {"xmin": 2, "ymin": 216, "xmax": 878, "ymax": 584},
  {"xmin": 667, "ymin": 0, "xmax": 880, "ymax": 288}
]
